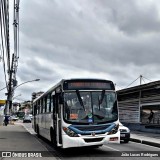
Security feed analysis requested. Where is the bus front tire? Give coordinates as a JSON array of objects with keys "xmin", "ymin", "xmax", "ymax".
[{"xmin": 124, "ymin": 140, "xmax": 129, "ymax": 143}]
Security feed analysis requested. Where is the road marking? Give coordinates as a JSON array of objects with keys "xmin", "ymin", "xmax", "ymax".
[
  {"xmin": 103, "ymin": 145, "xmax": 120, "ymax": 151},
  {"xmin": 18, "ymin": 123, "xmax": 37, "ymax": 135}
]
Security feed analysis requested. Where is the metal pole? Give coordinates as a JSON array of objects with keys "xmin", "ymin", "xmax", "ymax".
[
  {"xmin": 139, "ymin": 89, "xmax": 141, "ymax": 123},
  {"xmin": 5, "ymin": 53, "xmax": 14, "ymax": 115},
  {"xmin": 140, "ymin": 75, "xmax": 142, "ymax": 85}
]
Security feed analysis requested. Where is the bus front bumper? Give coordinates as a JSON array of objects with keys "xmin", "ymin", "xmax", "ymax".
[{"xmin": 62, "ymin": 131, "xmax": 120, "ymax": 148}]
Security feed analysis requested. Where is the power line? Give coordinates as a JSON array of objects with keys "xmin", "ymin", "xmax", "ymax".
[
  {"xmin": 0, "ymin": 86, "xmax": 6, "ymax": 91},
  {"xmin": 13, "ymin": 0, "xmax": 20, "ymax": 81},
  {"xmin": 125, "ymin": 76, "xmax": 140, "ymax": 88},
  {"xmin": 141, "ymin": 77, "xmax": 146, "ymax": 84},
  {"xmin": 125, "ymin": 75, "xmax": 153, "ymax": 89},
  {"xmin": 0, "ymin": 0, "xmax": 9, "ymax": 90},
  {"xmin": 1, "ymin": 0, "xmax": 10, "ymax": 71},
  {"xmin": 142, "ymin": 76, "xmax": 152, "ymax": 82}
]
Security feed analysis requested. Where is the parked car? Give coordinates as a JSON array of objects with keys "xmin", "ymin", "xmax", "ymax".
[
  {"xmin": 119, "ymin": 122, "xmax": 130, "ymax": 143},
  {"xmin": 28, "ymin": 114, "xmax": 33, "ymax": 119},
  {"xmin": 23, "ymin": 115, "xmax": 32, "ymax": 123},
  {"xmin": 10, "ymin": 115, "xmax": 19, "ymax": 121}
]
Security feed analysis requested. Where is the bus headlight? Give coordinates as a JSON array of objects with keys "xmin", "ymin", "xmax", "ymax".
[
  {"xmin": 63, "ymin": 127, "xmax": 79, "ymax": 137},
  {"xmin": 107, "ymin": 124, "xmax": 119, "ymax": 135}
]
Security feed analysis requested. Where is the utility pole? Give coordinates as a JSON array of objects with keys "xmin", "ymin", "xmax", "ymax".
[
  {"xmin": 5, "ymin": 53, "xmax": 14, "ymax": 114},
  {"xmin": 1, "ymin": 0, "xmax": 20, "ymax": 115}
]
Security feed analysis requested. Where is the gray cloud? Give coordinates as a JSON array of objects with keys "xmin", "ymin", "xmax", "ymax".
[
  {"xmin": 91, "ymin": 0, "xmax": 160, "ymax": 34},
  {"xmin": 1, "ymin": 0, "xmax": 160, "ymax": 101}
]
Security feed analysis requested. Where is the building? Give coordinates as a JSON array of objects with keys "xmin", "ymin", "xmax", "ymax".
[
  {"xmin": 12, "ymin": 102, "xmax": 20, "ymax": 114},
  {"xmin": 117, "ymin": 80, "xmax": 160, "ymax": 132},
  {"xmin": 32, "ymin": 91, "xmax": 44, "ymax": 101},
  {"xmin": 18, "ymin": 101, "xmax": 32, "ymax": 115}
]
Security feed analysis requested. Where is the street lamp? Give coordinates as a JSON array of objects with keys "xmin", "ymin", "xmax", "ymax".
[
  {"xmin": 14, "ymin": 79, "xmax": 40, "ymax": 90},
  {"xmin": 0, "ymin": 79, "xmax": 40, "ymax": 91},
  {"xmin": 5, "ymin": 78, "xmax": 40, "ymax": 114}
]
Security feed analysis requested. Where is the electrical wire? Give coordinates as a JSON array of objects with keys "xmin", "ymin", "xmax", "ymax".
[
  {"xmin": 141, "ymin": 77, "xmax": 146, "ymax": 84},
  {"xmin": 0, "ymin": 43, "xmax": 2, "ymax": 61},
  {"xmin": 12, "ymin": 0, "xmax": 20, "ymax": 80},
  {"xmin": 125, "ymin": 75, "xmax": 153, "ymax": 89},
  {"xmin": 13, "ymin": 0, "xmax": 19, "ymax": 58},
  {"xmin": 6, "ymin": 0, "xmax": 10, "ymax": 69},
  {"xmin": 17, "ymin": 0, "xmax": 20, "ymax": 59},
  {"xmin": 0, "ymin": 0, "xmax": 8, "ymax": 90},
  {"xmin": 125, "ymin": 76, "xmax": 140, "ymax": 88},
  {"xmin": 0, "ymin": 86, "xmax": 7, "ymax": 91},
  {"xmin": 142, "ymin": 76, "xmax": 152, "ymax": 82},
  {"xmin": 1, "ymin": 0, "xmax": 10, "ymax": 72}
]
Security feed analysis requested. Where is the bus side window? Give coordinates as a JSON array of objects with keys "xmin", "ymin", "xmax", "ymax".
[
  {"xmin": 38, "ymin": 100, "xmax": 41, "ymax": 114},
  {"xmin": 46, "ymin": 94, "xmax": 51, "ymax": 113},
  {"xmin": 41, "ymin": 99, "xmax": 43, "ymax": 113},
  {"xmin": 43, "ymin": 97, "xmax": 46, "ymax": 113},
  {"xmin": 34, "ymin": 103, "xmax": 37, "ymax": 115},
  {"xmin": 36, "ymin": 102, "xmax": 38, "ymax": 115},
  {"xmin": 51, "ymin": 95, "xmax": 54, "ymax": 112}
]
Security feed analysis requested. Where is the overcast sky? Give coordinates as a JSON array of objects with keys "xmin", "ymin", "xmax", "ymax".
[{"xmin": 1, "ymin": 0, "xmax": 160, "ymax": 102}]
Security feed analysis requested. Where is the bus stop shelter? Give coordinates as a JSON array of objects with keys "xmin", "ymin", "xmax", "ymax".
[{"xmin": 117, "ymin": 80, "xmax": 160, "ymax": 130}]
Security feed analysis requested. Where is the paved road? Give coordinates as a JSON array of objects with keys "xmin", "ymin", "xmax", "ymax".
[{"xmin": 22, "ymin": 122, "xmax": 160, "ymax": 160}]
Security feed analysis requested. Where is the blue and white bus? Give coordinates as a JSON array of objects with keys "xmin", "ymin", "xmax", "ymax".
[{"xmin": 32, "ymin": 79, "xmax": 120, "ymax": 148}]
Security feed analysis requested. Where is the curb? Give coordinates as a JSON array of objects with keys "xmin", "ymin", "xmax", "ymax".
[
  {"xmin": 130, "ymin": 138, "xmax": 141, "ymax": 143},
  {"xmin": 130, "ymin": 138, "xmax": 160, "ymax": 148},
  {"xmin": 142, "ymin": 140, "xmax": 160, "ymax": 148}
]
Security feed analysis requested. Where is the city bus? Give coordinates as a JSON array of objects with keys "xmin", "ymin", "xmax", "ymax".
[{"xmin": 32, "ymin": 79, "xmax": 120, "ymax": 148}]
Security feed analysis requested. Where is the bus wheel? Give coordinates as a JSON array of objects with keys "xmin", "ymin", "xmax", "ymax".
[
  {"xmin": 50, "ymin": 128, "xmax": 57, "ymax": 148},
  {"xmin": 124, "ymin": 140, "xmax": 129, "ymax": 143}
]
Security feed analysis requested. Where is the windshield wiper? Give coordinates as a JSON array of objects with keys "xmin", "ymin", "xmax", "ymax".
[
  {"xmin": 76, "ymin": 90, "xmax": 85, "ymax": 111},
  {"xmin": 98, "ymin": 90, "xmax": 105, "ymax": 110}
]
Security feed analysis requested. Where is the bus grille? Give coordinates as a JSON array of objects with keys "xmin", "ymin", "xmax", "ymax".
[
  {"xmin": 74, "ymin": 125, "xmax": 110, "ymax": 131},
  {"xmin": 84, "ymin": 138, "xmax": 104, "ymax": 143}
]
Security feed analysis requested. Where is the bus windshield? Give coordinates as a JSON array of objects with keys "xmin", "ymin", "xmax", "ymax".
[{"xmin": 63, "ymin": 91, "xmax": 118, "ymax": 124}]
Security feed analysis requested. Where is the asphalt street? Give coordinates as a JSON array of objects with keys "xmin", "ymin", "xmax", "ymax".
[{"xmin": 22, "ymin": 122, "xmax": 160, "ymax": 160}]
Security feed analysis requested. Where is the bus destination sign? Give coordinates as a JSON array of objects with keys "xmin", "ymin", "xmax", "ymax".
[{"xmin": 64, "ymin": 81, "xmax": 113, "ymax": 90}]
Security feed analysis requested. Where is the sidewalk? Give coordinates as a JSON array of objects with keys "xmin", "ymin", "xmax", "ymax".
[
  {"xmin": 130, "ymin": 131, "xmax": 160, "ymax": 148},
  {"xmin": 0, "ymin": 123, "xmax": 57, "ymax": 159}
]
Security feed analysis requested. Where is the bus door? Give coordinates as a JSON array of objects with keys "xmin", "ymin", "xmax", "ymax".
[
  {"xmin": 55, "ymin": 93, "xmax": 62, "ymax": 146},
  {"xmin": 52, "ymin": 92, "xmax": 62, "ymax": 147}
]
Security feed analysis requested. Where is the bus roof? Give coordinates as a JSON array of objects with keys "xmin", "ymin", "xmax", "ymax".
[{"xmin": 33, "ymin": 78, "xmax": 115, "ymax": 103}]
